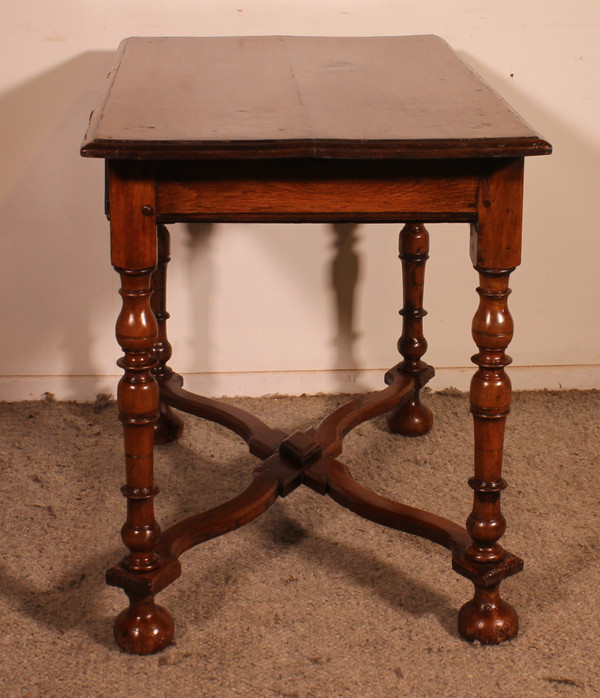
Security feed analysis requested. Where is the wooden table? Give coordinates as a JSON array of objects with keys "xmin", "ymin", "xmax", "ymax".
[{"xmin": 81, "ymin": 35, "xmax": 551, "ymax": 654}]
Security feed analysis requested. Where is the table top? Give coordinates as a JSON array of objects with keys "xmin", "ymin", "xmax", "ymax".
[{"xmin": 81, "ymin": 35, "xmax": 551, "ymax": 160}]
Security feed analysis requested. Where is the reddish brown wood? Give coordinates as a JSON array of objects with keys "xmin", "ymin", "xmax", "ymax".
[
  {"xmin": 82, "ymin": 35, "xmax": 551, "ymax": 655},
  {"xmin": 155, "ymin": 160, "xmax": 481, "ymax": 222},
  {"xmin": 455, "ymin": 160, "xmax": 524, "ymax": 643},
  {"xmin": 114, "ymin": 271, "xmax": 161, "ymax": 575},
  {"xmin": 159, "ymin": 374, "xmax": 288, "ymax": 460},
  {"xmin": 316, "ymin": 366, "xmax": 418, "ymax": 457},
  {"xmin": 114, "ymin": 594, "xmax": 174, "ymax": 656},
  {"xmin": 470, "ymin": 159, "xmax": 524, "ymax": 270},
  {"xmin": 158, "ymin": 468, "xmax": 283, "ymax": 560},
  {"xmin": 107, "ymin": 162, "xmax": 157, "ymax": 271},
  {"xmin": 305, "ymin": 456, "xmax": 472, "ymax": 551},
  {"xmin": 151, "ymin": 224, "xmax": 184, "ymax": 444},
  {"xmin": 81, "ymin": 36, "xmax": 550, "ymax": 161},
  {"xmin": 457, "ymin": 265, "xmax": 519, "ymax": 644},
  {"xmin": 109, "ymin": 173, "xmax": 174, "ymax": 654},
  {"xmin": 387, "ymin": 224, "xmax": 434, "ymax": 436}
]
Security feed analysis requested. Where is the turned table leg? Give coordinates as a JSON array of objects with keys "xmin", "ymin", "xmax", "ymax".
[
  {"xmin": 151, "ymin": 224, "xmax": 184, "ymax": 444},
  {"xmin": 458, "ymin": 159, "xmax": 524, "ymax": 643},
  {"xmin": 112, "ymin": 268, "xmax": 174, "ymax": 653},
  {"xmin": 108, "ymin": 164, "xmax": 174, "ymax": 654},
  {"xmin": 458, "ymin": 267, "xmax": 518, "ymax": 642},
  {"xmin": 387, "ymin": 223, "xmax": 433, "ymax": 436}
]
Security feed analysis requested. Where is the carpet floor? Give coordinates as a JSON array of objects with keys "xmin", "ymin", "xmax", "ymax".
[{"xmin": 0, "ymin": 389, "xmax": 599, "ymax": 697}]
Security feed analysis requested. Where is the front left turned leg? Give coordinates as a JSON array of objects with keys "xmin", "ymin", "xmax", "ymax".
[
  {"xmin": 106, "ymin": 163, "xmax": 176, "ymax": 654},
  {"xmin": 113, "ymin": 269, "xmax": 174, "ymax": 654},
  {"xmin": 387, "ymin": 223, "xmax": 434, "ymax": 437}
]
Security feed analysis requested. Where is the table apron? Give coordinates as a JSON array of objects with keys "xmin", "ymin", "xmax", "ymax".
[{"xmin": 155, "ymin": 172, "xmax": 480, "ymax": 224}]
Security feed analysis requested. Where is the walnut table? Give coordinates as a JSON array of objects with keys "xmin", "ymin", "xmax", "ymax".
[{"xmin": 81, "ymin": 35, "xmax": 551, "ymax": 654}]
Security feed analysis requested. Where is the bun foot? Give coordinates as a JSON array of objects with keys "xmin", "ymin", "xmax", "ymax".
[
  {"xmin": 458, "ymin": 584, "xmax": 518, "ymax": 644},
  {"xmin": 386, "ymin": 396, "xmax": 433, "ymax": 437},
  {"xmin": 114, "ymin": 594, "xmax": 174, "ymax": 654},
  {"xmin": 154, "ymin": 403, "xmax": 184, "ymax": 444}
]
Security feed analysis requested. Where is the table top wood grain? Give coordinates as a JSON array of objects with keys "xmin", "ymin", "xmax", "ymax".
[{"xmin": 81, "ymin": 35, "xmax": 551, "ymax": 160}]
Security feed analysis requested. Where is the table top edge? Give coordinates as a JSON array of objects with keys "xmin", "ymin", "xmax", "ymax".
[
  {"xmin": 81, "ymin": 35, "xmax": 552, "ymax": 161},
  {"xmin": 80, "ymin": 136, "xmax": 552, "ymax": 160}
]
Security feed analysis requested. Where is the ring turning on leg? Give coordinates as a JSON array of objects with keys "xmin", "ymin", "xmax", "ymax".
[
  {"xmin": 458, "ymin": 267, "xmax": 519, "ymax": 644},
  {"xmin": 387, "ymin": 223, "xmax": 434, "ymax": 437},
  {"xmin": 113, "ymin": 269, "xmax": 174, "ymax": 653}
]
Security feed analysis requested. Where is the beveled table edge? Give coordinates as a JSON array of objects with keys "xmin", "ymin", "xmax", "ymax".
[{"xmin": 80, "ymin": 136, "xmax": 552, "ymax": 160}]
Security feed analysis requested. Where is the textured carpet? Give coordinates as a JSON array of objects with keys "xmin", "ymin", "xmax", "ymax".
[{"xmin": 1, "ymin": 389, "xmax": 599, "ymax": 697}]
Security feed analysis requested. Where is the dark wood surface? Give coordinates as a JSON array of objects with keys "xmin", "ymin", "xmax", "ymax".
[
  {"xmin": 81, "ymin": 35, "xmax": 550, "ymax": 160},
  {"xmin": 84, "ymin": 35, "xmax": 552, "ymax": 654}
]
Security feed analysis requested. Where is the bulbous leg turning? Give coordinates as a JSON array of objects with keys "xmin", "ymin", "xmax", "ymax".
[
  {"xmin": 458, "ymin": 260, "xmax": 521, "ymax": 645},
  {"xmin": 458, "ymin": 583, "xmax": 518, "ymax": 644},
  {"xmin": 386, "ymin": 396, "xmax": 433, "ymax": 437},
  {"xmin": 114, "ymin": 593, "xmax": 174, "ymax": 655}
]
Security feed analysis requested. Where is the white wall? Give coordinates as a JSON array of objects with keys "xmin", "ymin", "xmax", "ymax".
[{"xmin": 1, "ymin": 2, "xmax": 599, "ymax": 399}]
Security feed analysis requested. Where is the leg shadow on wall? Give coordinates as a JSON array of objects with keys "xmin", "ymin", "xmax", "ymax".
[
  {"xmin": 330, "ymin": 223, "xmax": 365, "ymax": 392},
  {"xmin": 181, "ymin": 223, "xmax": 215, "ymax": 392}
]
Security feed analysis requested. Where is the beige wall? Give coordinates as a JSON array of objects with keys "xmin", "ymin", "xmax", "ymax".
[{"xmin": 1, "ymin": 2, "xmax": 598, "ymax": 399}]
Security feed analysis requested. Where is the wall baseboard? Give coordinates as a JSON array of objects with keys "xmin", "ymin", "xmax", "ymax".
[{"xmin": 1, "ymin": 365, "xmax": 599, "ymax": 402}]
